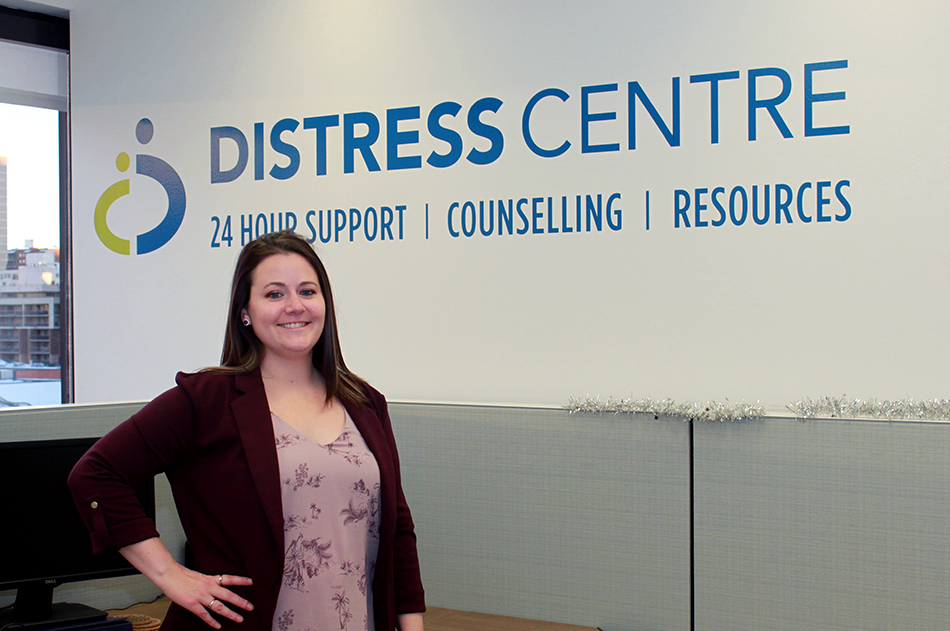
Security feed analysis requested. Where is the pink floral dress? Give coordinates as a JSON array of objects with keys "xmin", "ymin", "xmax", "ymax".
[{"xmin": 271, "ymin": 411, "xmax": 381, "ymax": 631}]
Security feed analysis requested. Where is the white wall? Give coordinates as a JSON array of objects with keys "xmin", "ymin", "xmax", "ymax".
[{"xmin": 65, "ymin": 0, "xmax": 950, "ymax": 407}]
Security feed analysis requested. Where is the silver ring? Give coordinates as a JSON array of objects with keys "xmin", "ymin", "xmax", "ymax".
[
  {"xmin": 208, "ymin": 598, "xmax": 217, "ymax": 608},
  {"xmin": 216, "ymin": 575, "xmax": 223, "ymax": 585}
]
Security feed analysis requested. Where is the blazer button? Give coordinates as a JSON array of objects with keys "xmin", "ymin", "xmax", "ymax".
[{"xmin": 90, "ymin": 501, "xmax": 99, "ymax": 509}]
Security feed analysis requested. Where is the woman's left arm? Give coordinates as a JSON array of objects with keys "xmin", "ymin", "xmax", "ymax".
[{"xmin": 397, "ymin": 612, "xmax": 424, "ymax": 631}]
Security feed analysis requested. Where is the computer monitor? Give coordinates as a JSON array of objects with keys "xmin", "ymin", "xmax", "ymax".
[{"xmin": 0, "ymin": 437, "xmax": 155, "ymax": 628}]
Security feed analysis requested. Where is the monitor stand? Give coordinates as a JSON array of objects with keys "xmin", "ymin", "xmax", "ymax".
[{"xmin": 0, "ymin": 582, "xmax": 108, "ymax": 629}]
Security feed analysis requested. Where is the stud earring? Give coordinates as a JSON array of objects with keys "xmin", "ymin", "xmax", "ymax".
[{"xmin": 242, "ymin": 317, "xmax": 250, "ymax": 326}]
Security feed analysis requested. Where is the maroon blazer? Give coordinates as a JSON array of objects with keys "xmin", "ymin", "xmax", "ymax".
[{"xmin": 68, "ymin": 369, "xmax": 425, "ymax": 630}]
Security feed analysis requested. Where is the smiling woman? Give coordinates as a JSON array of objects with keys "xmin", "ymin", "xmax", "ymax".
[
  {"xmin": 242, "ymin": 253, "xmax": 327, "ymax": 364},
  {"xmin": 69, "ymin": 230, "xmax": 426, "ymax": 631}
]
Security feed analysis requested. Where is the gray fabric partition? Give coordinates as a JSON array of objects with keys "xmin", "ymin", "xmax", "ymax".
[
  {"xmin": 693, "ymin": 418, "xmax": 950, "ymax": 631},
  {"xmin": 390, "ymin": 403, "xmax": 692, "ymax": 631},
  {"xmin": 6, "ymin": 402, "xmax": 946, "ymax": 631},
  {"xmin": 2, "ymin": 401, "xmax": 692, "ymax": 628}
]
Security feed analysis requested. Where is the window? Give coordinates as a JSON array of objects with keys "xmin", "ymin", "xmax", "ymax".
[{"xmin": 0, "ymin": 6, "xmax": 70, "ymax": 406}]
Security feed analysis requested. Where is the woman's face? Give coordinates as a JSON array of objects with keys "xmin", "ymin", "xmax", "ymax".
[{"xmin": 242, "ymin": 252, "xmax": 326, "ymax": 363}]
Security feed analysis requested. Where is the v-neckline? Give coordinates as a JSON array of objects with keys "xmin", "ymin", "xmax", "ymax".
[{"xmin": 271, "ymin": 410, "xmax": 349, "ymax": 447}]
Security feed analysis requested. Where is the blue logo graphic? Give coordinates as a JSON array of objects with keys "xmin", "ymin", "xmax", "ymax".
[{"xmin": 95, "ymin": 118, "xmax": 186, "ymax": 255}]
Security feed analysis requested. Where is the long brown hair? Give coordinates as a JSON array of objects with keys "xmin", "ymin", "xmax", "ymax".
[{"xmin": 211, "ymin": 230, "xmax": 367, "ymax": 406}]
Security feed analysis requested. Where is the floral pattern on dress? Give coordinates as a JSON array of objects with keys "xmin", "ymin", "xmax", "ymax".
[
  {"xmin": 340, "ymin": 479, "xmax": 381, "ymax": 541},
  {"xmin": 284, "ymin": 513, "xmax": 308, "ymax": 531},
  {"xmin": 333, "ymin": 591, "xmax": 353, "ymax": 630},
  {"xmin": 271, "ymin": 412, "xmax": 380, "ymax": 631},
  {"xmin": 286, "ymin": 463, "xmax": 325, "ymax": 491},
  {"xmin": 283, "ymin": 533, "xmax": 332, "ymax": 591},
  {"xmin": 276, "ymin": 432, "xmax": 304, "ymax": 449},
  {"xmin": 339, "ymin": 560, "xmax": 370, "ymax": 597},
  {"xmin": 276, "ymin": 609, "xmax": 294, "ymax": 631}
]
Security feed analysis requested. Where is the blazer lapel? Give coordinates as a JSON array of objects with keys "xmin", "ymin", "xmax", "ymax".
[{"xmin": 231, "ymin": 369, "xmax": 284, "ymax": 550}]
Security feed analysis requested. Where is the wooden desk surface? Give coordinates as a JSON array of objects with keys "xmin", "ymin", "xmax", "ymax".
[{"xmin": 108, "ymin": 598, "xmax": 598, "ymax": 631}]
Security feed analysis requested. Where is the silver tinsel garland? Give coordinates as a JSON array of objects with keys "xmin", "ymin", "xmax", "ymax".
[
  {"xmin": 566, "ymin": 395, "xmax": 950, "ymax": 422},
  {"xmin": 786, "ymin": 396, "xmax": 950, "ymax": 421},
  {"xmin": 565, "ymin": 396, "xmax": 766, "ymax": 422}
]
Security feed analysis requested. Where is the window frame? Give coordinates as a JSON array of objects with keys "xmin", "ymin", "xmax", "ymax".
[{"xmin": 0, "ymin": 5, "xmax": 71, "ymax": 404}]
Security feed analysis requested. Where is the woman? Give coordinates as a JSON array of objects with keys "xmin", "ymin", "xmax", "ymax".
[{"xmin": 69, "ymin": 231, "xmax": 425, "ymax": 631}]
